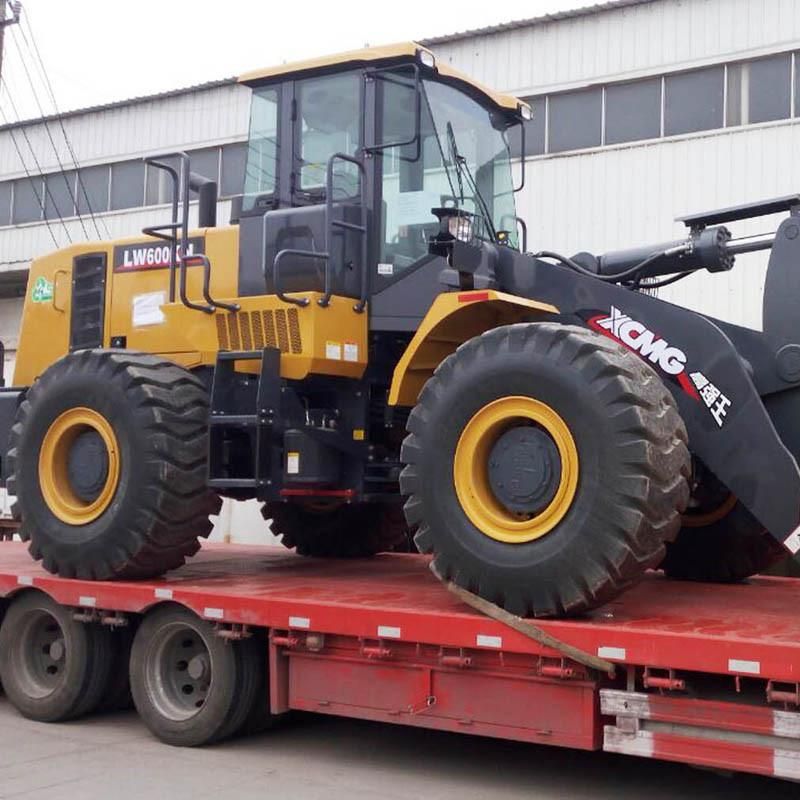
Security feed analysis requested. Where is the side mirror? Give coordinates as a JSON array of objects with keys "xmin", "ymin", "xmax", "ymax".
[{"xmin": 364, "ymin": 64, "xmax": 422, "ymax": 161}]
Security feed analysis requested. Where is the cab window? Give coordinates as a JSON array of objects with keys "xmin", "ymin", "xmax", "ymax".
[
  {"xmin": 297, "ymin": 72, "xmax": 361, "ymax": 199},
  {"xmin": 242, "ymin": 87, "xmax": 279, "ymax": 211},
  {"xmin": 377, "ymin": 72, "xmax": 448, "ymax": 279}
]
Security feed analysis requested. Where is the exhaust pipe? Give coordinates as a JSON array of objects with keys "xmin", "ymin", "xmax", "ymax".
[{"xmin": 189, "ymin": 173, "xmax": 217, "ymax": 228}]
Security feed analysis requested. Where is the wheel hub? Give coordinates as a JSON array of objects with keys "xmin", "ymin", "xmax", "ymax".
[
  {"xmin": 147, "ymin": 625, "xmax": 211, "ymax": 721},
  {"xmin": 66, "ymin": 430, "xmax": 110, "ymax": 502},
  {"xmin": 488, "ymin": 426, "xmax": 562, "ymax": 515},
  {"xmin": 14, "ymin": 611, "xmax": 67, "ymax": 698}
]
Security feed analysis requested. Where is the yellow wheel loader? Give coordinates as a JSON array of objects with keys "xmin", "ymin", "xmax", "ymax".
[{"xmin": 2, "ymin": 42, "xmax": 799, "ymax": 616}]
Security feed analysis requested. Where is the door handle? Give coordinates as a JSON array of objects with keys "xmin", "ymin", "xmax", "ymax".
[{"xmin": 52, "ymin": 269, "xmax": 69, "ymax": 312}]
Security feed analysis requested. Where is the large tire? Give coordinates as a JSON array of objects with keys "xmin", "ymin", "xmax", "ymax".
[
  {"xmin": 130, "ymin": 605, "xmax": 260, "ymax": 747},
  {"xmin": 401, "ymin": 323, "xmax": 691, "ymax": 618},
  {"xmin": 5, "ymin": 350, "xmax": 221, "ymax": 580},
  {"xmin": 262, "ymin": 501, "xmax": 410, "ymax": 557},
  {"xmin": 663, "ymin": 501, "xmax": 785, "ymax": 582},
  {"xmin": 0, "ymin": 591, "xmax": 113, "ymax": 721}
]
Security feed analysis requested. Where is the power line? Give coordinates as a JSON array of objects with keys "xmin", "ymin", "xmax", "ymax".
[
  {"xmin": 0, "ymin": 78, "xmax": 72, "ymax": 243},
  {"xmin": 0, "ymin": 102, "xmax": 59, "ymax": 248},
  {"xmin": 8, "ymin": 26, "xmax": 90, "ymax": 239},
  {"xmin": 15, "ymin": 13, "xmax": 108, "ymax": 239}
]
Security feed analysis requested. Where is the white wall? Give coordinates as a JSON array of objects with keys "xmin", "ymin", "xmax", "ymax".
[
  {"xmin": 208, "ymin": 499, "xmax": 277, "ymax": 545},
  {"xmin": 0, "ymin": 298, "xmax": 21, "ymax": 384},
  {"xmin": 517, "ymin": 119, "xmax": 800, "ymax": 330},
  {"xmin": 0, "ymin": 84, "xmax": 248, "ymax": 178}
]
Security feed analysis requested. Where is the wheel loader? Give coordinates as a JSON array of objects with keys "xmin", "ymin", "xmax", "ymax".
[{"xmin": 1, "ymin": 42, "xmax": 799, "ymax": 617}]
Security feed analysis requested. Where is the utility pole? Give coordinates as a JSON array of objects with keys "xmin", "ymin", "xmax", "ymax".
[{"xmin": 0, "ymin": 1, "xmax": 22, "ymax": 86}]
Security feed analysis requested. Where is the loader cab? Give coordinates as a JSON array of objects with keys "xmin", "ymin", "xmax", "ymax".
[{"xmin": 235, "ymin": 43, "xmax": 528, "ymax": 320}]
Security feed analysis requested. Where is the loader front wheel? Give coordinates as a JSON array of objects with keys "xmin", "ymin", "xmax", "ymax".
[
  {"xmin": 401, "ymin": 323, "xmax": 691, "ymax": 618},
  {"xmin": 6, "ymin": 350, "xmax": 221, "ymax": 580}
]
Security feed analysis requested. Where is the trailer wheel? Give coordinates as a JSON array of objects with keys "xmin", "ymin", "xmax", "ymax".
[
  {"xmin": 263, "ymin": 502, "xmax": 410, "ymax": 557},
  {"xmin": 130, "ymin": 605, "xmax": 260, "ymax": 746},
  {"xmin": 663, "ymin": 498, "xmax": 785, "ymax": 581},
  {"xmin": 401, "ymin": 323, "xmax": 690, "ymax": 617},
  {"xmin": 5, "ymin": 350, "xmax": 221, "ymax": 580},
  {"xmin": 0, "ymin": 591, "xmax": 113, "ymax": 721}
]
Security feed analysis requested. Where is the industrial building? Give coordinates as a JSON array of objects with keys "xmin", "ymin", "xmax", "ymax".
[{"xmin": 1, "ymin": 0, "xmax": 797, "ymax": 534}]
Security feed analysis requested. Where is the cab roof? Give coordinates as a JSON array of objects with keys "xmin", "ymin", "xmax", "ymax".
[{"xmin": 238, "ymin": 42, "xmax": 527, "ymax": 116}]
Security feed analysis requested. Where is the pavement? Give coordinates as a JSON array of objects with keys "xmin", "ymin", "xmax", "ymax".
[{"xmin": 1, "ymin": 697, "xmax": 798, "ymax": 800}]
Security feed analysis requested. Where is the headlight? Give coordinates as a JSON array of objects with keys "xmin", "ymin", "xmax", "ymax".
[
  {"xmin": 519, "ymin": 103, "xmax": 533, "ymax": 121},
  {"xmin": 449, "ymin": 214, "xmax": 473, "ymax": 242},
  {"xmin": 418, "ymin": 49, "xmax": 436, "ymax": 69}
]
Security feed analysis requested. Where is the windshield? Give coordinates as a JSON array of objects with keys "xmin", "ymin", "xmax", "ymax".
[{"xmin": 423, "ymin": 79, "xmax": 518, "ymax": 247}]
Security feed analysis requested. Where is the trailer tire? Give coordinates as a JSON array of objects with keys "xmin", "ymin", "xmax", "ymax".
[
  {"xmin": 0, "ymin": 591, "xmax": 113, "ymax": 721},
  {"xmin": 239, "ymin": 629, "xmax": 274, "ymax": 735},
  {"xmin": 6, "ymin": 350, "xmax": 221, "ymax": 580},
  {"xmin": 130, "ymin": 605, "xmax": 256, "ymax": 747},
  {"xmin": 401, "ymin": 323, "xmax": 691, "ymax": 617},
  {"xmin": 663, "ymin": 501, "xmax": 785, "ymax": 581},
  {"xmin": 263, "ymin": 502, "xmax": 410, "ymax": 557}
]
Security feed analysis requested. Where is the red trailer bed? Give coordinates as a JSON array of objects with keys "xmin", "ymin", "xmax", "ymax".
[{"xmin": 0, "ymin": 540, "xmax": 799, "ymax": 780}]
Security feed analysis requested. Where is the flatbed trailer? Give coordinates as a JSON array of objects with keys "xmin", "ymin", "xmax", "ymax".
[{"xmin": 0, "ymin": 540, "xmax": 799, "ymax": 782}]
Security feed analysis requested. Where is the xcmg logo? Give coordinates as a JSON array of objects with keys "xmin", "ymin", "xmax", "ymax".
[
  {"xmin": 586, "ymin": 306, "xmax": 703, "ymax": 403},
  {"xmin": 589, "ymin": 306, "xmax": 688, "ymax": 376}
]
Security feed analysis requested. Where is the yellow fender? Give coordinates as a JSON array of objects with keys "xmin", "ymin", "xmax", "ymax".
[{"xmin": 388, "ymin": 289, "xmax": 559, "ymax": 407}]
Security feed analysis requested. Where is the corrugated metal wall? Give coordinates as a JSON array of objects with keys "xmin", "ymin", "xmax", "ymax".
[
  {"xmin": 433, "ymin": 0, "xmax": 800, "ymax": 93},
  {"xmin": 0, "ymin": 83, "xmax": 249, "ymax": 176}
]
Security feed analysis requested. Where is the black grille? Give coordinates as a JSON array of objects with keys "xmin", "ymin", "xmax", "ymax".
[{"xmin": 70, "ymin": 253, "xmax": 107, "ymax": 351}]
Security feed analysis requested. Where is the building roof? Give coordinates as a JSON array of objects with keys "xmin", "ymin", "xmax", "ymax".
[
  {"xmin": 0, "ymin": 78, "xmax": 237, "ymax": 134},
  {"xmin": 420, "ymin": 0, "xmax": 658, "ymax": 45}
]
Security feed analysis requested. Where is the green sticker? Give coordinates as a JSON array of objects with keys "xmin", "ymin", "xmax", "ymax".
[{"xmin": 31, "ymin": 276, "xmax": 54, "ymax": 303}]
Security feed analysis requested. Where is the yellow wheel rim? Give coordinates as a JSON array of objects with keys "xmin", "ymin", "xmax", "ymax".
[
  {"xmin": 38, "ymin": 407, "xmax": 120, "ymax": 525},
  {"xmin": 453, "ymin": 396, "xmax": 579, "ymax": 544},
  {"xmin": 682, "ymin": 492, "xmax": 737, "ymax": 528}
]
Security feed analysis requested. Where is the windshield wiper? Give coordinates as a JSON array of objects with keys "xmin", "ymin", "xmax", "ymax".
[
  {"xmin": 445, "ymin": 122, "xmax": 498, "ymax": 243},
  {"xmin": 445, "ymin": 122, "xmax": 465, "ymax": 202}
]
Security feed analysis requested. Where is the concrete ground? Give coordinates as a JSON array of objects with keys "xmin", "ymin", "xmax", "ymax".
[{"xmin": 0, "ymin": 697, "xmax": 797, "ymax": 800}]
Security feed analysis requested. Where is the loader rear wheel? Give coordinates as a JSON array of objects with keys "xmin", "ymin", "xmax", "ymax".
[
  {"xmin": 0, "ymin": 591, "xmax": 113, "ymax": 721},
  {"xmin": 401, "ymin": 323, "xmax": 691, "ymax": 618},
  {"xmin": 663, "ymin": 497, "xmax": 785, "ymax": 582},
  {"xmin": 5, "ymin": 350, "xmax": 221, "ymax": 580},
  {"xmin": 262, "ymin": 501, "xmax": 410, "ymax": 557}
]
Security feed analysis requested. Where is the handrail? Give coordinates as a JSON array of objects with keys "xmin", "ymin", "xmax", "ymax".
[
  {"xmin": 180, "ymin": 254, "xmax": 240, "ymax": 314},
  {"xmin": 268, "ymin": 151, "xmax": 369, "ymax": 313},
  {"xmin": 324, "ymin": 152, "xmax": 368, "ymax": 312},
  {"xmin": 143, "ymin": 152, "xmax": 235, "ymax": 314},
  {"xmin": 272, "ymin": 249, "xmax": 319, "ymax": 307},
  {"xmin": 142, "ymin": 158, "xmax": 180, "ymax": 302}
]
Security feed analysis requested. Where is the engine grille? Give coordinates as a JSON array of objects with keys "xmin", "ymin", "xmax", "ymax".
[{"xmin": 215, "ymin": 308, "xmax": 302, "ymax": 354}]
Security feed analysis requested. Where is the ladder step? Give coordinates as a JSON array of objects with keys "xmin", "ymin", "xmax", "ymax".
[
  {"xmin": 217, "ymin": 350, "xmax": 263, "ymax": 361},
  {"xmin": 208, "ymin": 478, "xmax": 260, "ymax": 489},
  {"xmin": 209, "ymin": 414, "xmax": 260, "ymax": 426}
]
